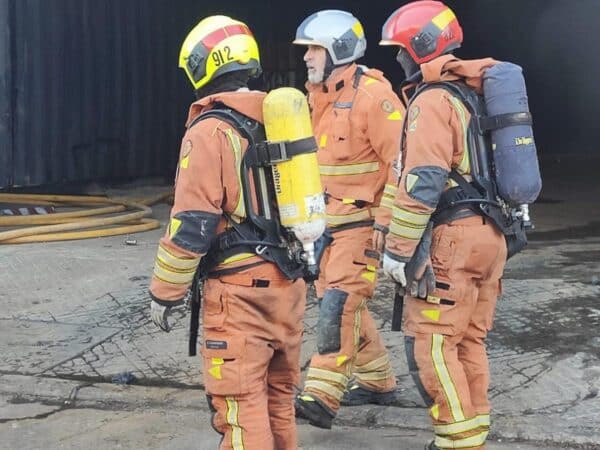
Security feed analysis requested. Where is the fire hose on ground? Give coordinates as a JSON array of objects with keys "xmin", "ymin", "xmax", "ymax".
[{"xmin": 0, "ymin": 192, "xmax": 172, "ymax": 244}]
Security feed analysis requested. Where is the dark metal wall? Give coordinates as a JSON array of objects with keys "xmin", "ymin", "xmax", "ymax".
[
  {"xmin": 6, "ymin": 0, "xmax": 196, "ymax": 188},
  {"xmin": 0, "ymin": 0, "xmax": 597, "ymax": 189},
  {"xmin": 0, "ymin": 0, "xmax": 11, "ymax": 188}
]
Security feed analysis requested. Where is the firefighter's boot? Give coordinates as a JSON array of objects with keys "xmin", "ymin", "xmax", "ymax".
[
  {"xmin": 340, "ymin": 382, "xmax": 397, "ymax": 406},
  {"xmin": 295, "ymin": 393, "xmax": 335, "ymax": 429}
]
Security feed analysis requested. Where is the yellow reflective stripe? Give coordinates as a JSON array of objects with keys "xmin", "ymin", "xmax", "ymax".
[
  {"xmin": 392, "ymin": 207, "xmax": 430, "ymax": 226},
  {"xmin": 432, "ymin": 8, "xmax": 456, "ymax": 30},
  {"xmin": 157, "ymin": 245, "xmax": 200, "ymax": 271},
  {"xmin": 354, "ymin": 354, "xmax": 390, "ymax": 373},
  {"xmin": 361, "ymin": 270, "xmax": 376, "ymax": 283},
  {"xmin": 307, "ymin": 367, "xmax": 349, "ymax": 386},
  {"xmin": 225, "ymin": 128, "xmax": 246, "ymax": 218},
  {"xmin": 390, "ymin": 220, "xmax": 426, "ymax": 240},
  {"xmin": 350, "ymin": 300, "xmax": 365, "ymax": 376},
  {"xmin": 432, "ymin": 334, "xmax": 465, "ymax": 422},
  {"xmin": 327, "ymin": 210, "xmax": 372, "ymax": 226},
  {"xmin": 434, "ymin": 414, "xmax": 491, "ymax": 436},
  {"xmin": 222, "ymin": 252, "xmax": 255, "ymax": 265},
  {"xmin": 319, "ymin": 161, "xmax": 380, "ymax": 176},
  {"xmin": 336, "ymin": 355, "xmax": 348, "ymax": 367},
  {"xmin": 352, "ymin": 20, "xmax": 364, "ymax": 38},
  {"xmin": 354, "ymin": 368, "xmax": 394, "ymax": 381},
  {"xmin": 380, "ymin": 197, "xmax": 394, "ymax": 209},
  {"xmin": 387, "ymin": 110, "xmax": 403, "ymax": 121},
  {"xmin": 319, "ymin": 134, "xmax": 328, "ymax": 148},
  {"xmin": 155, "ymin": 258, "xmax": 196, "ymax": 275},
  {"xmin": 304, "ymin": 380, "xmax": 345, "ymax": 400},
  {"xmin": 406, "ymin": 173, "xmax": 419, "ymax": 192},
  {"xmin": 180, "ymin": 155, "xmax": 190, "ymax": 169},
  {"xmin": 422, "ymin": 309, "xmax": 441, "ymax": 322},
  {"xmin": 435, "ymin": 430, "xmax": 488, "ymax": 449},
  {"xmin": 431, "ymin": 404, "xmax": 440, "ymax": 420},
  {"xmin": 384, "ymin": 184, "xmax": 398, "ymax": 196},
  {"xmin": 225, "ymin": 397, "xmax": 245, "ymax": 450},
  {"xmin": 448, "ymin": 96, "xmax": 471, "ymax": 175},
  {"xmin": 153, "ymin": 261, "xmax": 196, "ymax": 285},
  {"xmin": 168, "ymin": 217, "xmax": 182, "ymax": 239}
]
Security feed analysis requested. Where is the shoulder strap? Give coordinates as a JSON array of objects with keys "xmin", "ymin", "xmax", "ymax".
[{"xmin": 188, "ymin": 103, "xmax": 265, "ymax": 147}]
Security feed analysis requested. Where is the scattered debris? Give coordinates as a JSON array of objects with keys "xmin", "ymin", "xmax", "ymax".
[{"xmin": 111, "ymin": 372, "xmax": 137, "ymax": 385}]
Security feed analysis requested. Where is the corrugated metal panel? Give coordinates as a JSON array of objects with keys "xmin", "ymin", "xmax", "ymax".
[
  {"xmin": 9, "ymin": 0, "xmax": 191, "ymax": 187},
  {"xmin": 0, "ymin": 0, "xmax": 12, "ymax": 188}
]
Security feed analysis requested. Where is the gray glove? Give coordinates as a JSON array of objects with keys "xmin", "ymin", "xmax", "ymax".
[
  {"xmin": 150, "ymin": 300, "xmax": 173, "ymax": 332},
  {"xmin": 404, "ymin": 222, "xmax": 436, "ymax": 299}
]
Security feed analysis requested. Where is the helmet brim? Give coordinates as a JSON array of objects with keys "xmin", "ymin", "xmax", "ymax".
[{"xmin": 292, "ymin": 38, "xmax": 324, "ymax": 46}]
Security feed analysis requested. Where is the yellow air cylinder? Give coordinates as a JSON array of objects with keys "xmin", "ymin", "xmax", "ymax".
[{"xmin": 262, "ymin": 87, "xmax": 326, "ymax": 266}]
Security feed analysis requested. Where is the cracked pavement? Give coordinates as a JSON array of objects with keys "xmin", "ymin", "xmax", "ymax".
[{"xmin": 1, "ymin": 173, "xmax": 599, "ymax": 449}]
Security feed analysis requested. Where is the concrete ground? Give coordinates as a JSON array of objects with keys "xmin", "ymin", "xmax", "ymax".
[{"xmin": 1, "ymin": 161, "xmax": 599, "ymax": 449}]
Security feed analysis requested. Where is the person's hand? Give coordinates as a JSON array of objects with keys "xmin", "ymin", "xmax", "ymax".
[
  {"xmin": 406, "ymin": 258, "xmax": 436, "ymax": 299},
  {"xmin": 150, "ymin": 300, "xmax": 173, "ymax": 332},
  {"xmin": 383, "ymin": 254, "xmax": 407, "ymax": 286},
  {"xmin": 404, "ymin": 222, "xmax": 436, "ymax": 299}
]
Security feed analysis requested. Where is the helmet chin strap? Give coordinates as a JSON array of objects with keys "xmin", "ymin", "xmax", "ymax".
[{"xmin": 322, "ymin": 53, "xmax": 335, "ymax": 82}]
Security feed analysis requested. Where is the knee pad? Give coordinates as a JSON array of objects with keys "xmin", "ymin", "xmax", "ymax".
[{"xmin": 317, "ymin": 289, "xmax": 348, "ymax": 354}]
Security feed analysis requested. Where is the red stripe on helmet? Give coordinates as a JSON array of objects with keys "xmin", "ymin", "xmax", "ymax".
[{"xmin": 202, "ymin": 24, "xmax": 252, "ymax": 50}]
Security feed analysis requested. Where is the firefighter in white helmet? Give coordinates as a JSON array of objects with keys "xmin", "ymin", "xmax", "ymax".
[{"xmin": 292, "ymin": 10, "xmax": 406, "ymax": 429}]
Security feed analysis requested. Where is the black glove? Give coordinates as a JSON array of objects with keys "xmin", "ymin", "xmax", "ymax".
[{"xmin": 404, "ymin": 222, "xmax": 436, "ymax": 299}]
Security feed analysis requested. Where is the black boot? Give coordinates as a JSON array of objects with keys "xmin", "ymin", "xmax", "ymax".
[
  {"xmin": 295, "ymin": 394, "xmax": 335, "ymax": 429},
  {"xmin": 340, "ymin": 383, "xmax": 397, "ymax": 406}
]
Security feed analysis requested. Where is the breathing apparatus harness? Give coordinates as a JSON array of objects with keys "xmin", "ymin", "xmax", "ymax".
[
  {"xmin": 187, "ymin": 104, "xmax": 318, "ymax": 355},
  {"xmin": 406, "ymin": 81, "xmax": 530, "ymax": 258}
]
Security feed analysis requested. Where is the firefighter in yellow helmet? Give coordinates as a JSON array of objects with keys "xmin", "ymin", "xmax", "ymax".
[
  {"xmin": 149, "ymin": 16, "xmax": 308, "ymax": 449},
  {"xmin": 292, "ymin": 10, "xmax": 405, "ymax": 429}
]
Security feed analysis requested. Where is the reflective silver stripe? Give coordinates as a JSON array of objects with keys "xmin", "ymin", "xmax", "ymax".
[
  {"xmin": 225, "ymin": 397, "xmax": 245, "ymax": 450},
  {"xmin": 304, "ymin": 380, "xmax": 345, "ymax": 401},
  {"xmin": 435, "ymin": 430, "xmax": 488, "ymax": 449},
  {"xmin": 432, "ymin": 334, "xmax": 465, "ymax": 422},
  {"xmin": 384, "ymin": 183, "xmax": 398, "ymax": 196},
  {"xmin": 320, "ymin": 161, "xmax": 380, "ymax": 176},
  {"xmin": 224, "ymin": 128, "xmax": 246, "ymax": 218},
  {"xmin": 434, "ymin": 414, "xmax": 491, "ymax": 436},
  {"xmin": 307, "ymin": 367, "xmax": 349, "ymax": 386},
  {"xmin": 153, "ymin": 260, "xmax": 196, "ymax": 285},
  {"xmin": 354, "ymin": 367, "xmax": 394, "ymax": 381},
  {"xmin": 392, "ymin": 206, "xmax": 431, "ymax": 227},
  {"xmin": 390, "ymin": 220, "xmax": 426, "ymax": 240},
  {"xmin": 327, "ymin": 209, "xmax": 373, "ymax": 226},
  {"xmin": 156, "ymin": 245, "xmax": 200, "ymax": 271},
  {"xmin": 448, "ymin": 96, "xmax": 471, "ymax": 175},
  {"xmin": 350, "ymin": 299, "xmax": 365, "ymax": 379},
  {"xmin": 380, "ymin": 196, "xmax": 394, "ymax": 209},
  {"xmin": 354, "ymin": 354, "xmax": 390, "ymax": 373}
]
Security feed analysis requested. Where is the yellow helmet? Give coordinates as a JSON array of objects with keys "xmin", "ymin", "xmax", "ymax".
[{"xmin": 179, "ymin": 16, "xmax": 261, "ymax": 90}]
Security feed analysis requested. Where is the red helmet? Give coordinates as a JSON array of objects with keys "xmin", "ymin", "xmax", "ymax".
[{"xmin": 380, "ymin": 1, "xmax": 463, "ymax": 65}]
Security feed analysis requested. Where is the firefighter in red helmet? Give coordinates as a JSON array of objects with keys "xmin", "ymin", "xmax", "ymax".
[{"xmin": 381, "ymin": 2, "xmax": 509, "ymax": 449}]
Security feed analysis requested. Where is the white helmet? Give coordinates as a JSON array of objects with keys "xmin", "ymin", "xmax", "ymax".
[{"xmin": 293, "ymin": 10, "xmax": 367, "ymax": 65}]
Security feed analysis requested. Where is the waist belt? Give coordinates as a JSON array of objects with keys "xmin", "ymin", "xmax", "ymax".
[
  {"xmin": 328, "ymin": 219, "xmax": 374, "ymax": 233},
  {"xmin": 217, "ymin": 272, "xmax": 294, "ymax": 287}
]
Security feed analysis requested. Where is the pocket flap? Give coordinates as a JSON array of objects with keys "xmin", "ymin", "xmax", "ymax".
[{"xmin": 353, "ymin": 247, "xmax": 380, "ymax": 268}]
